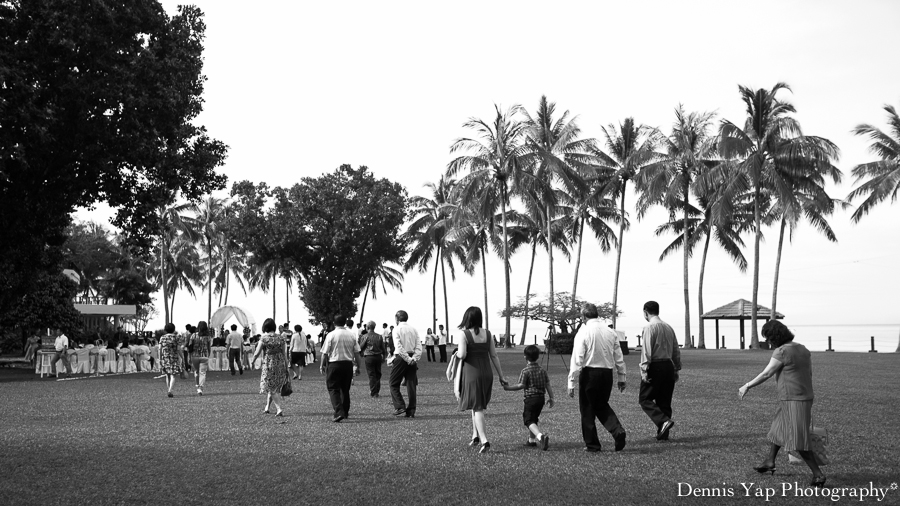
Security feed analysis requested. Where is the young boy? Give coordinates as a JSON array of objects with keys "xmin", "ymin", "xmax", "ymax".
[{"xmin": 503, "ymin": 345, "xmax": 555, "ymax": 450}]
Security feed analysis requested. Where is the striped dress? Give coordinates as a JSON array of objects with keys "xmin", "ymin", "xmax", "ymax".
[{"xmin": 766, "ymin": 342, "xmax": 814, "ymax": 451}]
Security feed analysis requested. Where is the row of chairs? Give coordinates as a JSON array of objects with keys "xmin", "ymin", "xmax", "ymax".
[{"xmin": 38, "ymin": 348, "xmax": 270, "ymax": 377}]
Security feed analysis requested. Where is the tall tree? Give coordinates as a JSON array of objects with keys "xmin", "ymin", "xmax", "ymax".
[
  {"xmin": 448, "ymin": 104, "xmax": 533, "ymax": 343},
  {"xmin": 193, "ymin": 196, "xmax": 226, "ymax": 323},
  {"xmin": 845, "ymin": 102, "xmax": 900, "ymax": 353},
  {"xmin": 719, "ymin": 83, "xmax": 840, "ymax": 347},
  {"xmin": 637, "ymin": 107, "xmax": 718, "ymax": 347},
  {"xmin": 595, "ymin": 118, "xmax": 662, "ymax": 328},
  {"xmin": 0, "ymin": 2, "xmax": 227, "ymax": 326},
  {"xmin": 155, "ymin": 202, "xmax": 199, "ymax": 323},
  {"xmin": 522, "ymin": 96, "xmax": 592, "ymax": 337}
]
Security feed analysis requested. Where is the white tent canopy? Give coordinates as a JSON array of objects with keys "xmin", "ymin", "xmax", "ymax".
[{"xmin": 210, "ymin": 305, "xmax": 257, "ymax": 335}]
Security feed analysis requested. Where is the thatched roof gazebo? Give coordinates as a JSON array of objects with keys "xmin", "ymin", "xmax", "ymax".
[{"xmin": 701, "ymin": 299, "xmax": 784, "ymax": 349}]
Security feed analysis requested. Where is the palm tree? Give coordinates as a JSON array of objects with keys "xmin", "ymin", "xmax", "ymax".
[
  {"xmin": 447, "ymin": 104, "xmax": 533, "ymax": 343},
  {"xmin": 444, "ymin": 204, "xmax": 501, "ymax": 333},
  {"xmin": 505, "ymin": 208, "xmax": 571, "ymax": 345},
  {"xmin": 522, "ymin": 96, "xmax": 592, "ymax": 336},
  {"xmin": 162, "ymin": 235, "xmax": 204, "ymax": 322},
  {"xmin": 155, "ymin": 202, "xmax": 199, "ymax": 323},
  {"xmin": 637, "ymin": 107, "xmax": 718, "ymax": 347},
  {"xmin": 246, "ymin": 258, "xmax": 279, "ymax": 321},
  {"xmin": 404, "ymin": 176, "xmax": 456, "ymax": 334},
  {"xmin": 719, "ymin": 83, "xmax": 840, "ymax": 347},
  {"xmin": 847, "ymin": 103, "xmax": 900, "ymax": 222},
  {"xmin": 358, "ymin": 262, "xmax": 404, "ymax": 324},
  {"xmin": 595, "ymin": 118, "xmax": 662, "ymax": 328},
  {"xmin": 769, "ymin": 170, "xmax": 845, "ymax": 317},
  {"xmin": 193, "ymin": 196, "xmax": 226, "ymax": 323},
  {"xmin": 846, "ymin": 103, "xmax": 900, "ymax": 352}
]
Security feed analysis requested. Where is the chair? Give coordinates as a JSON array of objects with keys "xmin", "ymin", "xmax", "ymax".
[
  {"xmin": 117, "ymin": 348, "xmax": 135, "ymax": 373},
  {"xmin": 210, "ymin": 347, "xmax": 227, "ymax": 371},
  {"xmin": 133, "ymin": 349, "xmax": 150, "ymax": 372},
  {"xmin": 39, "ymin": 351, "xmax": 57, "ymax": 378}
]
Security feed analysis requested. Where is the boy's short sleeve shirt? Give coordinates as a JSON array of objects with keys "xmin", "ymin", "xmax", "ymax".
[{"xmin": 518, "ymin": 362, "xmax": 548, "ymax": 398}]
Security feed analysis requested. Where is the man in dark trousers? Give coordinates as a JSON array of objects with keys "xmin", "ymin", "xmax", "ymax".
[
  {"xmin": 359, "ymin": 320, "xmax": 387, "ymax": 397},
  {"xmin": 319, "ymin": 314, "xmax": 362, "ymax": 423},
  {"xmin": 638, "ymin": 300, "xmax": 681, "ymax": 440},
  {"xmin": 389, "ymin": 310, "xmax": 421, "ymax": 418},
  {"xmin": 567, "ymin": 303, "xmax": 628, "ymax": 452}
]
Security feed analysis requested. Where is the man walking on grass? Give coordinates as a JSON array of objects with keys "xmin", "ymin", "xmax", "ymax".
[
  {"xmin": 639, "ymin": 300, "xmax": 681, "ymax": 441},
  {"xmin": 52, "ymin": 328, "xmax": 72, "ymax": 378},
  {"xmin": 359, "ymin": 321, "xmax": 387, "ymax": 397},
  {"xmin": 226, "ymin": 324, "xmax": 244, "ymax": 375},
  {"xmin": 390, "ymin": 310, "xmax": 421, "ymax": 418},
  {"xmin": 320, "ymin": 314, "xmax": 362, "ymax": 422},
  {"xmin": 568, "ymin": 303, "xmax": 627, "ymax": 452}
]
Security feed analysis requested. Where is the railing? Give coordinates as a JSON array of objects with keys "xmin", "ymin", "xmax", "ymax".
[{"xmin": 74, "ymin": 296, "xmax": 112, "ymax": 305}]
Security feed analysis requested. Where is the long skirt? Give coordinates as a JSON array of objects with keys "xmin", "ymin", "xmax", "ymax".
[{"xmin": 767, "ymin": 400, "xmax": 812, "ymax": 451}]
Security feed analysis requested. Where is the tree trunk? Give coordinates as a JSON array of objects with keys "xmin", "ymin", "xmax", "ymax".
[
  {"xmin": 432, "ymin": 244, "xmax": 440, "ymax": 333},
  {"xmin": 546, "ymin": 203, "xmax": 555, "ymax": 341},
  {"xmin": 218, "ymin": 253, "xmax": 226, "ymax": 308},
  {"xmin": 697, "ymin": 225, "xmax": 711, "ymax": 349},
  {"xmin": 750, "ymin": 186, "xmax": 761, "ymax": 348},
  {"xmin": 160, "ymin": 240, "xmax": 169, "ymax": 323},
  {"xmin": 285, "ymin": 275, "xmax": 290, "ymax": 324},
  {"xmin": 272, "ymin": 270, "xmax": 277, "ymax": 322},
  {"xmin": 359, "ymin": 278, "xmax": 370, "ymax": 324},
  {"xmin": 481, "ymin": 243, "xmax": 489, "ymax": 332},
  {"xmin": 771, "ymin": 216, "xmax": 787, "ymax": 318},
  {"xmin": 683, "ymin": 180, "xmax": 693, "ymax": 348},
  {"xmin": 207, "ymin": 241, "xmax": 212, "ymax": 324},
  {"xmin": 170, "ymin": 288, "xmax": 176, "ymax": 322},
  {"xmin": 520, "ymin": 240, "xmax": 537, "ymax": 346},
  {"xmin": 611, "ymin": 182, "xmax": 628, "ymax": 327},
  {"xmin": 502, "ymin": 187, "xmax": 511, "ymax": 347},
  {"xmin": 441, "ymin": 252, "xmax": 449, "ymax": 343},
  {"xmin": 570, "ymin": 216, "xmax": 585, "ymax": 316},
  {"xmin": 224, "ymin": 263, "xmax": 230, "ymax": 306}
]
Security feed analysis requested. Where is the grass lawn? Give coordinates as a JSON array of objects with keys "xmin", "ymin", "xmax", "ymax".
[{"xmin": 0, "ymin": 349, "xmax": 897, "ymax": 505}]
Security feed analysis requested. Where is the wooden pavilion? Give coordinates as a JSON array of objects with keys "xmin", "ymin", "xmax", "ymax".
[{"xmin": 700, "ymin": 299, "xmax": 784, "ymax": 349}]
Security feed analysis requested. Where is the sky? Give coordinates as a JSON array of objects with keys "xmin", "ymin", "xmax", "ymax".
[{"xmin": 78, "ymin": 0, "xmax": 900, "ymax": 344}]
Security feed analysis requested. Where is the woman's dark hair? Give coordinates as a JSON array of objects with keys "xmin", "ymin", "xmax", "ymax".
[
  {"xmin": 458, "ymin": 306, "xmax": 483, "ymax": 333},
  {"xmin": 761, "ymin": 320, "xmax": 794, "ymax": 348},
  {"xmin": 196, "ymin": 321, "xmax": 210, "ymax": 336},
  {"xmin": 261, "ymin": 318, "xmax": 277, "ymax": 333},
  {"xmin": 164, "ymin": 323, "xmax": 175, "ymax": 333}
]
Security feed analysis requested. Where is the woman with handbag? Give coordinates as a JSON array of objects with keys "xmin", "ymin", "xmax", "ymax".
[
  {"xmin": 739, "ymin": 320, "xmax": 826, "ymax": 488},
  {"xmin": 454, "ymin": 306, "xmax": 508, "ymax": 454},
  {"xmin": 252, "ymin": 318, "xmax": 289, "ymax": 416}
]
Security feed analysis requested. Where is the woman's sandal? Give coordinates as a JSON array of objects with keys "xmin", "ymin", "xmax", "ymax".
[{"xmin": 468, "ymin": 436, "xmax": 480, "ymax": 446}]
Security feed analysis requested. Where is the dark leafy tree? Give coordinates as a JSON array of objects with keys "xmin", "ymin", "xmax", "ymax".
[
  {"xmin": 0, "ymin": 1, "xmax": 227, "ymax": 326},
  {"xmin": 501, "ymin": 292, "xmax": 621, "ymax": 335}
]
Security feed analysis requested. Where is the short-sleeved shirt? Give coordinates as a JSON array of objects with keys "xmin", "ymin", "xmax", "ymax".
[
  {"xmin": 190, "ymin": 334, "xmax": 211, "ymax": 358},
  {"xmin": 772, "ymin": 342, "xmax": 814, "ymax": 401},
  {"xmin": 360, "ymin": 332, "xmax": 385, "ymax": 357},
  {"xmin": 290, "ymin": 333, "xmax": 307, "ymax": 353},
  {"xmin": 321, "ymin": 327, "xmax": 361, "ymax": 362},
  {"xmin": 518, "ymin": 362, "xmax": 549, "ymax": 398}
]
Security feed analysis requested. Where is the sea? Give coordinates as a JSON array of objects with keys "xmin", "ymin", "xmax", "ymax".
[{"xmin": 693, "ymin": 324, "xmax": 898, "ymax": 353}]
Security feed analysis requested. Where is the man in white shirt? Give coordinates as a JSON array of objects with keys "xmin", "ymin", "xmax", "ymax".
[
  {"xmin": 289, "ymin": 324, "xmax": 308, "ymax": 380},
  {"xmin": 53, "ymin": 329, "xmax": 72, "ymax": 377},
  {"xmin": 567, "ymin": 303, "xmax": 627, "ymax": 452},
  {"xmin": 226, "ymin": 324, "xmax": 244, "ymax": 376},
  {"xmin": 390, "ymin": 310, "xmax": 422, "ymax": 418},
  {"xmin": 320, "ymin": 314, "xmax": 362, "ymax": 423},
  {"xmin": 437, "ymin": 324, "xmax": 448, "ymax": 363}
]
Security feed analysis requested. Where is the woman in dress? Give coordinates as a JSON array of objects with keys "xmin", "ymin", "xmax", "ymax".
[
  {"xmin": 252, "ymin": 318, "xmax": 289, "ymax": 416},
  {"xmin": 158, "ymin": 323, "xmax": 183, "ymax": 397},
  {"xmin": 739, "ymin": 320, "xmax": 825, "ymax": 487},
  {"xmin": 190, "ymin": 321, "xmax": 212, "ymax": 395},
  {"xmin": 424, "ymin": 328, "xmax": 436, "ymax": 362},
  {"xmin": 454, "ymin": 307, "xmax": 508, "ymax": 453}
]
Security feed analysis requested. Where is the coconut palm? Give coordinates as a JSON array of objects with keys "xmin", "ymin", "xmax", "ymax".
[
  {"xmin": 847, "ymin": 103, "xmax": 900, "ymax": 222},
  {"xmin": 769, "ymin": 170, "xmax": 845, "ymax": 317},
  {"xmin": 192, "ymin": 196, "xmax": 226, "ymax": 323},
  {"xmin": 155, "ymin": 202, "xmax": 199, "ymax": 323},
  {"xmin": 595, "ymin": 118, "xmax": 662, "ymax": 328},
  {"xmin": 718, "ymin": 83, "xmax": 840, "ymax": 347},
  {"xmin": 358, "ymin": 262, "xmax": 404, "ymax": 324},
  {"xmin": 404, "ymin": 176, "xmax": 459, "ymax": 334},
  {"xmin": 522, "ymin": 96, "xmax": 593, "ymax": 336},
  {"xmin": 636, "ymin": 107, "xmax": 718, "ymax": 347},
  {"xmin": 161, "ymin": 235, "xmax": 204, "ymax": 322},
  {"xmin": 447, "ymin": 104, "xmax": 533, "ymax": 343},
  {"xmin": 505, "ymin": 208, "xmax": 571, "ymax": 345}
]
